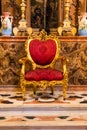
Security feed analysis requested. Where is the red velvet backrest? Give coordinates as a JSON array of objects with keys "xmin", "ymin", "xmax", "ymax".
[{"xmin": 29, "ymin": 39, "xmax": 56, "ymax": 65}]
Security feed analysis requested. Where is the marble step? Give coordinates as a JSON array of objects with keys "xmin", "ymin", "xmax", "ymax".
[
  {"xmin": 0, "ymin": 89, "xmax": 87, "ymax": 130},
  {"xmin": 0, "ymin": 114, "xmax": 87, "ymax": 130}
]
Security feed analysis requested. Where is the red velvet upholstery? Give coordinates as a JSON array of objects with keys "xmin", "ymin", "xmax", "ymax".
[
  {"xmin": 29, "ymin": 39, "xmax": 56, "ymax": 65},
  {"xmin": 26, "ymin": 39, "xmax": 63, "ymax": 81},
  {"xmin": 25, "ymin": 69, "xmax": 63, "ymax": 81}
]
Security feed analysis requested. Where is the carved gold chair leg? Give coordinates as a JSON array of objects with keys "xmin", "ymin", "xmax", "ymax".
[
  {"xmin": 63, "ymin": 84, "xmax": 67, "ymax": 100},
  {"xmin": 21, "ymin": 84, "xmax": 26, "ymax": 100},
  {"xmin": 33, "ymin": 86, "xmax": 37, "ymax": 95},
  {"xmin": 50, "ymin": 86, "xmax": 54, "ymax": 95}
]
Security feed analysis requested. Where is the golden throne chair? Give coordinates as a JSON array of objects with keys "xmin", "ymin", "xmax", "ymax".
[{"xmin": 19, "ymin": 30, "xmax": 68, "ymax": 100}]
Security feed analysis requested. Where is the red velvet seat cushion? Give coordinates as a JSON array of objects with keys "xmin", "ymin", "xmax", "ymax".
[
  {"xmin": 29, "ymin": 39, "xmax": 56, "ymax": 65},
  {"xmin": 25, "ymin": 69, "xmax": 63, "ymax": 81}
]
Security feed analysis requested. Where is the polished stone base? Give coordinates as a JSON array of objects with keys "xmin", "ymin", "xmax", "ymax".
[{"xmin": 0, "ymin": 87, "xmax": 87, "ymax": 130}]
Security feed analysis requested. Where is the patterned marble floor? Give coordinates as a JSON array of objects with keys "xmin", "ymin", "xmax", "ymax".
[{"xmin": 0, "ymin": 88, "xmax": 87, "ymax": 130}]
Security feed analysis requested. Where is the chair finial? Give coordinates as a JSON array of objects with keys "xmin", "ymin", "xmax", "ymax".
[{"xmin": 39, "ymin": 29, "xmax": 47, "ymax": 40}]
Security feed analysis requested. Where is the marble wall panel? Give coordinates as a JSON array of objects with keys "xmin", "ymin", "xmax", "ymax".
[
  {"xmin": 0, "ymin": 37, "xmax": 87, "ymax": 86},
  {"xmin": 0, "ymin": 40, "xmax": 26, "ymax": 85},
  {"xmin": 61, "ymin": 41, "xmax": 87, "ymax": 85}
]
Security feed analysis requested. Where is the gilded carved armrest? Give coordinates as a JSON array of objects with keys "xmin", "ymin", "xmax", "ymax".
[
  {"xmin": 19, "ymin": 57, "xmax": 32, "ymax": 75},
  {"xmin": 19, "ymin": 57, "xmax": 28, "ymax": 75},
  {"xmin": 58, "ymin": 56, "xmax": 69, "ymax": 74}
]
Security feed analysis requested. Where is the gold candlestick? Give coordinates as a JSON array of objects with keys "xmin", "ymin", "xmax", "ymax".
[
  {"xmin": 20, "ymin": 0, "xmax": 26, "ymax": 20},
  {"xmin": 13, "ymin": 0, "xmax": 32, "ymax": 36},
  {"xmin": 64, "ymin": 1, "xmax": 70, "ymax": 20},
  {"xmin": 18, "ymin": 0, "xmax": 27, "ymax": 32},
  {"xmin": 13, "ymin": 0, "xmax": 33, "ymax": 36},
  {"xmin": 57, "ymin": 0, "xmax": 77, "ymax": 36}
]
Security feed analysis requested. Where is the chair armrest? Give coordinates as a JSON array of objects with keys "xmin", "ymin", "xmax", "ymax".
[
  {"xmin": 58, "ymin": 56, "xmax": 69, "ymax": 74},
  {"xmin": 19, "ymin": 57, "xmax": 31, "ymax": 75},
  {"xmin": 19, "ymin": 57, "xmax": 33, "ymax": 75}
]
